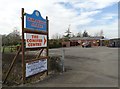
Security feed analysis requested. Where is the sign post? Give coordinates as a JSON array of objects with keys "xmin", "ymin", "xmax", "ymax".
[
  {"xmin": 21, "ymin": 8, "xmax": 25, "ymax": 84},
  {"xmin": 46, "ymin": 16, "xmax": 49, "ymax": 75},
  {"xmin": 21, "ymin": 8, "xmax": 49, "ymax": 83}
]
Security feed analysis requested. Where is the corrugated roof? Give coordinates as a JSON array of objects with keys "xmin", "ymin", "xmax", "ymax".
[
  {"xmin": 69, "ymin": 37, "xmax": 103, "ymax": 41},
  {"xmin": 110, "ymin": 38, "xmax": 120, "ymax": 40}
]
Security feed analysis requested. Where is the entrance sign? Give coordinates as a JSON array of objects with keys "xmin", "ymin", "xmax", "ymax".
[
  {"xmin": 26, "ymin": 59, "xmax": 47, "ymax": 77},
  {"xmin": 21, "ymin": 8, "xmax": 49, "ymax": 84},
  {"xmin": 26, "ymin": 10, "xmax": 46, "ymax": 31},
  {"xmin": 26, "ymin": 33, "xmax": 47, "ymax": 48}
]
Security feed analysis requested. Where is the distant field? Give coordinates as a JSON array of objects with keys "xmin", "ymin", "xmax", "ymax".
[{"xmin": 1, "ymin": 46, "xmax": 18, "ymax": 53}]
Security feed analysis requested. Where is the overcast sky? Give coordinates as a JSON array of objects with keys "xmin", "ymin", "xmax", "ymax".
[{"xmin": 0, "ymin": 0, "xmax": 119, "ymax": 39}]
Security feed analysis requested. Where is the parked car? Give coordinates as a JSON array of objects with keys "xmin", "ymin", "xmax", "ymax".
[{"xmin": 82, "ymin": 42, "xmax": 91, "ymax": 48}]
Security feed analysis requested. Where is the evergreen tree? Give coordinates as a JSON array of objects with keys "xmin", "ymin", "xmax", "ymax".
[
  {"xmin": 64, "ymin": 25, "xmax": 71, "ymax": 38},
  {"xmin": 82, "ymin": 30, "xmax": 89, "ymax": 37}
]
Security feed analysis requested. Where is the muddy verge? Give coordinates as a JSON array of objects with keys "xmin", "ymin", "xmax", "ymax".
[{"xmin": 2, "ymin": 53, "xmax": 62, "ymax": 86}]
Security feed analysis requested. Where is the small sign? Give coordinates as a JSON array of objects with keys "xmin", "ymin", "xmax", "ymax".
[
  {"xmin": 26, "ymin": 33, "xmax": 47, "ymax": 48},
  {"xmin": 26, "ymin": 59, "xmax": 47, "ymax": 77},
  {"xmin": 25, "ymin": 10, "xmax": 46, "ymax": 31}
]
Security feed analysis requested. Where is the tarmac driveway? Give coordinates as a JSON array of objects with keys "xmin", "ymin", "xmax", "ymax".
[{"xmin": 25, "ymin": 47, "xmax": 118, "ymax": 87}]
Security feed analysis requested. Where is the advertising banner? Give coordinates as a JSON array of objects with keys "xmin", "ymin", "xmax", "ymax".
[{"xmin": 26, "ymin": 59, "xmax": 47, "ymax": 77}]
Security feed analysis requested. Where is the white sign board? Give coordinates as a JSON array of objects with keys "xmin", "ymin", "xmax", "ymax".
[
  {"xmin": 26, "ymin": 59, "xmax": 47, "ymax": 77},
  {"xmin": 26, "ymin": 33, "xmax": 47, "ymax": 48}
]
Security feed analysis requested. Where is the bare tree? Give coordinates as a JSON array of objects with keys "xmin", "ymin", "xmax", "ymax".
[
  {"xmin": 52, "ymin": 33, "xmax": 61, "ymax": 39},
  {"xmin": 76, "ymin": 32, "xmax": 82, "ymax": 37},
  {"xmin": 71, "ymin": 33, "xmax": 75, "ymax": 37},
  {"xmin": 2, "ymin": 28, "xmax": 21, "ymax": 53},
  {"xmin": 94, "ymin": 30, "xmax": 104, "ymax": 37},
  {"xmin": 100, "ymin": 30, "xmax": 104, "ymax": 37},
  {"xmin": 94, "ymin": 32, "xmax": 99, "ymax": 37}
]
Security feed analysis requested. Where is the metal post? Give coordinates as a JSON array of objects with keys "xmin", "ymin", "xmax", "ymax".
[
  {"xmin": 100, "ymin": 39, "xmax": 102, "ymax": 46},
  {"xmin": 61, "ymin": 48, "xmax": 65, "ymax": 72},
  {"xmin": 21, "ymin": 8, "xmax": 25, "ymax": 84},
  {"xmin": 46, "ymin": 16, "xmax": 49, "ymax": 75}
]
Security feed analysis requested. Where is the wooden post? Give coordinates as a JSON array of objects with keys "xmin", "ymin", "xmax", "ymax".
[
  {"xmin": 3, "ymin": 46, "xmax": 21, "ymax": 84},
  {"xmin": 36, "ymin": 49, "xmax": 44, "ymax": 59},
  {"xmin": 21, "ymin": 8, "xmax": 25, "ymax": 84},
  {"xmin": 46, "ymin": 16, "xmax": 49, "ymax": 75}
]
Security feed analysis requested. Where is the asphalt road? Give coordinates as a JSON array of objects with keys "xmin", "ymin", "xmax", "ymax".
[{"xmin": 25, "ymin": 46, "xmax": 118, "ymax": 87}]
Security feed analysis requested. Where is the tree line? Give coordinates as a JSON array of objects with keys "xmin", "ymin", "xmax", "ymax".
[
  {"xmin": 1, "ymin": 26, "xmax": 104, "ymax": 50},
  {"xmin": 52, "ymin": 30, "xmax": 104, "ymax": 40},
  {"xmin": 2, "ymin": 28, "xmax": 21, "ymax": 53},
  {"xmin": 2, "ymin": 29, "xmax": 21, "ymax": 46}
]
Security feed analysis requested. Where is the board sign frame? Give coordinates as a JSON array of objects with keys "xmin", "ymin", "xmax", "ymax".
[{"xmin": 21, "ymin": 8, "xmax": 49, "ymax": 84}]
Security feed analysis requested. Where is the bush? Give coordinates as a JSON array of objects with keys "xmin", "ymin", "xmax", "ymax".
[
  {"xmin": 48, "ymin": 56, "xmax": 63, "ymax": 72},
  {"xmin": 49, "ymin": 41, "xmax": 62, "ymax": 49}
]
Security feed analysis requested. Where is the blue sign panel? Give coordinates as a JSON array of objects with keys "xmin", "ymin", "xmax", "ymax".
[{"xmin": 26, "ymin": 10, "xmax": 46, "ymax": 31}]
